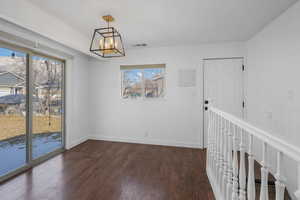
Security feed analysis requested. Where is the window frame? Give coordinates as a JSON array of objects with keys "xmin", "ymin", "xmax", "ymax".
[{"xmin": 120, "ymin": 64, "xmax": 166, "ymax": 100}]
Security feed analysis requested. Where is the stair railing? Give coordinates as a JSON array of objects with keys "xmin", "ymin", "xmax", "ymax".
[{"xmin": 206, "ymin": 106, "xmax": 300, "ymax": 200}]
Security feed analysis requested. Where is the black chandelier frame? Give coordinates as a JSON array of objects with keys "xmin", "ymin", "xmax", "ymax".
[{"xmin": 90, "ymin": 26, "xmax": 125, "ymax": 58}]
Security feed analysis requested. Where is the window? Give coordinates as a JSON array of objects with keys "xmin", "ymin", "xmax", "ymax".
[{"xmin": 121, "ymin": 64, "xmax": 165, "ymax": 99}]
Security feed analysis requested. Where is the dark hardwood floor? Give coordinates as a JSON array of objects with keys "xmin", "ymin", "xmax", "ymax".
[{"xmin": 0, "ymin": 140, "xmax": 215, "ymax": 200}]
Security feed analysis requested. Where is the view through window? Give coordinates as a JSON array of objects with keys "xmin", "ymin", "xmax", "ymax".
[
  {"xmin": 121, "ymin": 64, "xmax": 165, "ymax": 99},
  {"xmin": 32, "ymin": 56, "xmax": 64, "ymax": 159},
  {"xmin": 0, "ymin": 47, "xmax": 27, "ymax": 176},
  {"xmin": 0, "ymin": 44, "xmax": 65, "ymax": 179}
]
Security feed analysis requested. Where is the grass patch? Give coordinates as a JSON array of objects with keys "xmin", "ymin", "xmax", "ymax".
[{"xmin": 0, "ymin": 115, "xmax": 61, "ymax": 141}]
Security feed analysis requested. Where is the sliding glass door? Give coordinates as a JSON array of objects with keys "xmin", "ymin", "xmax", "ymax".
[
  {"xmin": 32, "ymin": 56, "xmax": 64, "ymax": 159},
  {"xmin": 0, "ymin": 47, "xmax": 27, "ymax": 176},
  {"xmin": 0, "ymin": 42, "xmax": 65, "ymax": 181}
]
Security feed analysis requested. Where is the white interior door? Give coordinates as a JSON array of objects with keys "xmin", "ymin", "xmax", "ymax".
[{"xmin": 203, "ymin": 58, "xmax": 244, "ymax": 147}]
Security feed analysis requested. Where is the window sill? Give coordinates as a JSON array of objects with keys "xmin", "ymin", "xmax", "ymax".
[{"xmin": 120, "ymin": 96, "xmax": 166, "ymax": 102}]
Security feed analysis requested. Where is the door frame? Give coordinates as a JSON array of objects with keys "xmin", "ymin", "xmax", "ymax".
[
  {"xmin": 202, "ymin": 57, "xmax": 245, "ymax": 148},
  {"xmin": 0, "ymin": 40, "xmax": 66, "ymax": 183}
]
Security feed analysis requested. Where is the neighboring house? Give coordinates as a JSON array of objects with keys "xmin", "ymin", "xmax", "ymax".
[
  {"xmin": 123, "ymin": 74, "xmax": 165, "ymax": 98},
  {"xmin": 123, "ymin": 82, "xmax": 143, "ymax": 98},
  {"xmin": 0, "ymin": 94, "xmax": 42, "ymax": 115},
  {"xmin": 146, "ymin": 74, "xmax": 164, "ymax": 97},
  {"xmin": 0, "ymin": 71, "xmax": 25, "ymax": 97},
  {"xmin": 0, "ymin": 71, "xmax": 45, "ymax": 114},
  {"xmin": 0, "ymin": 94, "xmax": 26, "ymax": 114}
]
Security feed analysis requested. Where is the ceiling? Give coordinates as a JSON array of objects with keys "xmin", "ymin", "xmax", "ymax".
[{"xmin": 27, "ymin": 0, "xmax": 297, "ymax": 48}]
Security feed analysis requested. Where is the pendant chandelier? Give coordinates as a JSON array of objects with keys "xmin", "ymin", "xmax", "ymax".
[{"xmin": 90, "ymin": 15, "xmax": 125, "ymax": 58}]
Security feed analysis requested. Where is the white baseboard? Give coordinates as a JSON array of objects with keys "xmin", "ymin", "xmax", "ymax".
[
  {"xmin": 66, "ymin": 134, "xmax": 202, "ymax": 150},
  {"xmin": 89, "ymin": 134, "xmax": 202, "ymax": 149},
  {"xmin": 66, "ymin": 135, "xmax": 89, "ymax": 150}
]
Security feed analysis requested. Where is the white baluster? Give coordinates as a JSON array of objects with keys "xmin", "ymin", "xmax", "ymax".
[
  {"xmin": 218, "ymin": 118, "xmax": 225, "ymax": 192},
  {"xmin": 222, "ymin": 119, "xmax": 229, "ymax": 198},
  {"xmin": 205, "ymin": 108, "xmax": 300, "ymax": 200},
  {"xmin": 214, "ymin": 114, "xmax": 218, "ymax": 178},
  {"xmin": 210, "ymin": 112, "xmax": 216, "ymax": 176},
  {"xmin": 209, "ymin": 111, "xmax": 215, "ymax": 172},
  {"xmin": 214, "ymin": 114, "xmax": 220, "ymax": 178},
  {"xmin": 260, "ymin": 142, "xmax": 269, "ymax": 200},
  {"xmin": 206, "ymin": 110, "xmax": 212, "ymax": 170},
  {"xmin": 212, "ymin": 113, "xmax": 217, "ymax": 174},
  {"xmin": 275, "ymin": 152, "xmax": 285, "ymax": 200},
  {"xmin": 232, "ymin": 125, "xmax": 239, "ymax": 200},
  {"xmin": 247, "ymin": 134, "xmax": 256, "ymax": 200},
  {"xmin": 216, "ymin": 116, "xmax": 223, "ymax": 186},
  {"xmin": 226, "ymin": 122, "xmax": 233, "ymax": 200},
  {"xmin": 295, "ymin": 163, "xmax": 300, "ymax": 200},
  {"xmin": 208, "ymin": 112, "xmax": 213, "ymax": 170},
  {"xmin": 239, "ymin": 128, "xmax": 246, "ymax": 200}
]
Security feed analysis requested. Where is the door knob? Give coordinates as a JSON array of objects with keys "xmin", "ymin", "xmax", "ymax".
[{"xmin": 205, "ymin": 100, "xmax": 209, "ymax": 104}]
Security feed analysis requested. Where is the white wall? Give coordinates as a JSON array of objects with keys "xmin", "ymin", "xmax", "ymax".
[
  {"xmin": 246, "ymin": 1, "xmax": 300, "ymax": 198},
  {"xmin": 88, "ymin": 43, "xmax": 245, "ymax": 148},
  {"xmin": 65, "ymin": 54, "xmax": 91, "ymax": 149}
]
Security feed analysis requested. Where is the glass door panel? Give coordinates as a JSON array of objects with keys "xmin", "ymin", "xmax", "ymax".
[
  {"xmin": 32, "ymin": 56, "xmax": 64, "ymax": 159},
  {"xmin": 0, "ymin": 42, "xmax": 65, "ymax": 180},
  {"xmin": 0, "ymin": 47, "xmax": 27, "ymax": 176}
]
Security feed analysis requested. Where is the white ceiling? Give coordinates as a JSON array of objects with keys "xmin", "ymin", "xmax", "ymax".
[{"xmin": 28, "ymin": 0, "xmax": 297, "ymax": 48}]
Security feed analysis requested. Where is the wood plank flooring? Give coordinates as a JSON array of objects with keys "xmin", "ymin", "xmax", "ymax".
[{"xmin": 0, "ymin": 140, "xmax": 215, "ymax": 200}]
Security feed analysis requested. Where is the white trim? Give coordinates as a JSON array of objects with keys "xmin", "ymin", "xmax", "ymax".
[
  {"xmin": 66, "ymin": 135, "xmax": 89, "ymax": 150},
  {"xmin": 210, "ymin": 106, "xmax": 300, "ymax": 162},
  {"xmin": 64, "ymin": 134, "xmax": 202, "ymax": 151},
  {"xmin": 202, "ymin": 57, "xmax": 245, "ymax": 148},
  {"xmin": 89, "ymin": 134, "xmax": 202, "ymax": 149},
  {"xmin": 65, "ymin": 134, "xmax": 202, "ymax": 152}
]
